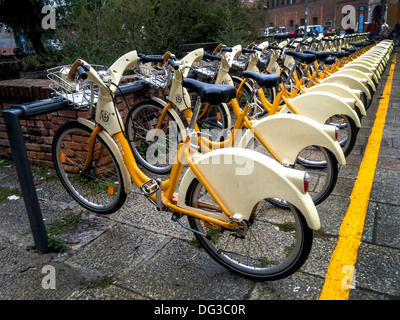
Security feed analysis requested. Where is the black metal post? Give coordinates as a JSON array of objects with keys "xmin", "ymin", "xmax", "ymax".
[
  {"xmin": 3, "ymin": 108, "xmax": 49, "ymax": 252},
  {"xmin": 304, "ymin": 0, "xmax": 308, "ymax": 38}
]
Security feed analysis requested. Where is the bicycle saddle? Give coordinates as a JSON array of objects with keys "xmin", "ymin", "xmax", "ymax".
[
  {"xmin": 329, "ymin": 51, "xmax": 346, "ymax": 58},
  {"xmin": 285, "ymin": 51, "xmax": 316, "ymax": 64},
  {"xmin": 242, "ymin": 71, "xmax": 282, "ymax": 88},
  {"xmin": 342, "ymin": 47, "xmax": 356, "ymax": 53},
  {"xmin": 349, "ymin": 42, "xmax": 369, "ymax": 47},
  {"xmin": 303, "ymin": 50, "xmax": 330, "ymax": 61},
  {"xmin": 322, "ymin": 57, "xmax": 336, "ymax": 65},
  {"xmin": 182, "ymin": 78, "xmax": 236, "ymax": 105}
]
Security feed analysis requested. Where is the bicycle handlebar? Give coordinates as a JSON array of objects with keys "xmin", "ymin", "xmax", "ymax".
[
  {"xmin": 203, "ymin": 51, "xmax": 221, "ymax": 61},
  {"xmin": 268, "ymin": 45, "xmax": 283, "ymax": 51},
  {"xmin": 241, "ymin": 48, "xmax": 256, "ymax": 54},
  {"xmin": 138, "ymin": 54, "xmax": 165, "ymax": 64},
  {"xmin": 138, "ymin": 53, "xmax": 179, "ymax": 70},
  {"xmin": 168, "ymin": 58, "xmax": 180, "ymax": 70},
  {"xmin": 68, "ymin": 59, "xmax": 85, "ymax": 81},
  {"xmin": 221, "ymin": 47, "xmax": 233, "ymax": 52}
]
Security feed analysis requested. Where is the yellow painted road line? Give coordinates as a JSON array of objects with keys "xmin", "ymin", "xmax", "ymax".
[{"xmin": 319, "ymin": 52, "xmax": 397, "ymax": 300}]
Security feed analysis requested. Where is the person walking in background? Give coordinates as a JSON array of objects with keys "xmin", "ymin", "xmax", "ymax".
[
  {"xmin": 366, "ymin": 21, "xmax": 377, "ymax": 39},
  {"xmin": 380, "ymin": 19, "xmax": 390, "ymax": 39}
]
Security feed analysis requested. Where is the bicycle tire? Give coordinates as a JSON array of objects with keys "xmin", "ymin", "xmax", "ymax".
[
  {"xmin": 195, "ymin": 102, "xmax": 230, "ymax": 141},
  {"xmin": 232, "ymin": 77, "xmax": 272, "ymax": 122},
  {"xmin": 52, "ymin": 121, "xmax": 127, "ymax": 214},
  {"xmin": 327, "ymin": 114, "xmax": 358, "ymax": 157},
  {"xmin": 185, "ymin": 178, "xmax": 314, "ymax": 281},
  {"xmin": 125, "ymin": 100, "xmax": 184, "ymax": 174}
]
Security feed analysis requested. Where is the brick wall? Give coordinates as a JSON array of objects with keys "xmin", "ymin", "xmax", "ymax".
[{"xmin": 0, "ymin": 77, "xmax": 157, "ymax": 168}]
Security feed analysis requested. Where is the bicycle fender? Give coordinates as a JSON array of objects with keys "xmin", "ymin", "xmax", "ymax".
[
  {"xmin": 149, "ymin": 97, "xmax": 187, "ymax": 139},
  {"xmin": 355, "ymin": 57, "xmax": 383, "ymax": 74},
  {"xmin": 237, "ymin": 113, "xmax": 346, "ymax": 165},
  {"xmin": 283, "ymin": 91, "xmax": 361, "ymax": 128},
  {"xmin": 320, "ymin": 74, "xmax": 371, "ymax": 100},
  {"xmin": 177, "ymin": 148, "xmax": 321, "ymax": 230},
  {"xmin": 333, "ymin": 69, "xmax": 376, "ymax": 92},
  {"xmin": 305, "ymin": 83, "xmax": 366, "ymax": 116},
  {"xmin": 341, "ymin": 63, "xmax": 379, "ymax": 84},
  {"xmin": 349, "ymin": 60, "xmax": 381, "ymax": 79},
  {"xmin": 77, "ymin": 118, "xmax": 132, "ymax": 195}
]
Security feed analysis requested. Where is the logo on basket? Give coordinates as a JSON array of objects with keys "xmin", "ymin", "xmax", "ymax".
[{"xmin": 101, "ymin": 110, "xmax": 110, "ymax": 123}]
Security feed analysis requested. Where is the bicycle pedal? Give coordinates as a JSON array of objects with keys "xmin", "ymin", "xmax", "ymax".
[{"xmin": 140, "ymin": 178, "xmax": 164, "ymax": 211}]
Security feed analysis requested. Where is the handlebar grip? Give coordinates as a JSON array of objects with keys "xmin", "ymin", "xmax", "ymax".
[
  {"xmin": 268, "ymin": 45, "xmax": 283, "ymax": 51},
  {"xmin": 139, "ymin": 54, "xmax": 165, "ymax": 64},
  {"xmin": 68, "ymin": 59, "xmax": 85, "ymax": 81},
  {"xmin": 221, "ymin": 47, "xmax": 233, "ymax": 52},
  {"xmin": 77, "ymin": 66, "xmax": 88, "ymax": 80},
  {"xmin": 203, "ymin": 51, "xmax": 221, "ymax": 61},
  {"xmin": 168, "ymin": 59, "xmax": 179, "ymax": 70},
  {"xmin": 241, "ymin": 48, "xmax": 256, "ymax": 54}
]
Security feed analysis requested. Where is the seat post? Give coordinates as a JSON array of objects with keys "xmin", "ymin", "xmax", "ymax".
[{"xmin": 188, "ymin": 95, "xmax": 202, "ymax": 130}]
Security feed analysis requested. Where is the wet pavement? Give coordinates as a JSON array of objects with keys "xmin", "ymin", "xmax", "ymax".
[{"xmin": 0, "ymin": 46, "xmax": 399, "ymax": 307}]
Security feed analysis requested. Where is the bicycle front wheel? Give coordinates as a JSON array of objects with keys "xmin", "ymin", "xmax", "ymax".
[
  {"xmin": 125, "ymin": 100, "xmax": 184, "ymax": 174},
  {"xmin": 185, "ymin": 179, "xmax": 313, "ymax": 281},
  {"xmin": 53, "ymin": 121, "xmax": 127, "ymax": 214}
]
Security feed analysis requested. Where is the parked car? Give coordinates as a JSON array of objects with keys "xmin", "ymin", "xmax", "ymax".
[{"xmin": 299, "ymin": 25, "xmax": 324, "ymax": 35}]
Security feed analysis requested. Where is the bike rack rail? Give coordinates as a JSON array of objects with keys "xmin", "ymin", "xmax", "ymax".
[{"xmin": 3, "ymin": 81, "xmax": 148, "ymax": 253}]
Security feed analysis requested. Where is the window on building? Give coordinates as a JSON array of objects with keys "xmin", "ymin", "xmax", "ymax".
[
  {"xmin": 289, "ymin": 20, "xmax": 294, "ymax": 31},
  {"xmin": 312, "ymin": 17, "xmax": 318, "ymax": 25}
]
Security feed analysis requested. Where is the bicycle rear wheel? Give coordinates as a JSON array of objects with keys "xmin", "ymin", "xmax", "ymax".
[
  {"xmin": 327, "ymin": 114, "xmax": 357, "ymax": 157},
  {"xmin": 52, "ymin": 121, "xmax": 127, "ymax": 214},
  {"xmin": 247, "ymin": 138, "xmax": 338, "ymax": 206},
  {"xmin": 185, "ymin": 179, "xmax": 313, "ymax": 281}
]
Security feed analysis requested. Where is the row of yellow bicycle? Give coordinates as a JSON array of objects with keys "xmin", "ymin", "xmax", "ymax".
[{"xmin": 47, "ymin": 33, "xmax": 394, "ymax": 281}]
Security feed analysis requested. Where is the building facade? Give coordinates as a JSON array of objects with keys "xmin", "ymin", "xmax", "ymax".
[{"xmin": 250, "ymin": 0, "xmax": 400, "ymax": 33}]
